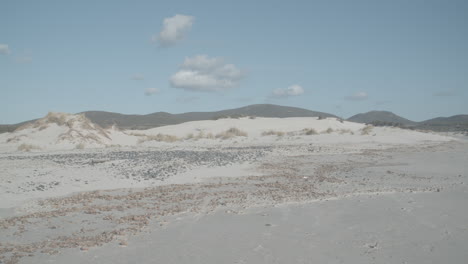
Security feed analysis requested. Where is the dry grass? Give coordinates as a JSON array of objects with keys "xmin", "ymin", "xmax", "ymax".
[
  {"xmin": 337, "ymin": 129, "xmax": 354, "ymax": 135},
  {"xmin": 185, "ymin": 131, "xmax": 215, "ymax": 140},
  {"xmin": 215, "ymin": 127, "xmax": 248, "ymax": 139},
  {"xmin": 128, "ymin": 132, "xmax": 147, "ymax": 137},
  {"xmin": 361, "ymin": 125, "xmax": 374, "ymax": 135},
  {"xmin": 46, "ymin": 112, "xmax": 67, "ymax": 126},
  {"xmin": 302, "ymin": 128, "xmax": 318, "ymax": 135},
  {"xmin": 323, "ymin": 127, "xmax": 334, "ymax": 134},
  {"xmin": 261, "ymin": 130, "xmax": 285, "ymax": 137},
  {"xmin": 6, "ymin": 135, "xmax": 26, "ymax": 143},
  {"xmin": 17, "ymin": 144, "xmax": 41, "ymax": 152},
  {"xmin": 138, "ymin": 134, "xmax": 180, "ymax": 143},
  {"xmin": 204, "ymin": 132, "xmax": 215, "ymax": 139},
  {"xmin": 75, "ymin": 143, "xmax": 85, "ymax": 149}
]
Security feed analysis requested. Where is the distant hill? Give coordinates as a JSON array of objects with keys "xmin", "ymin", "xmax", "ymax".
[
  {"xmin": 81, "ymin": 104, "xmax": 337, "ymax": 129},
  {"xmin": 347, "ymin": 111, "xmax": 468, "ymax": 132},
  {"xmin": 0, "ymin": 120, "xmax": 36, "ymax": 134},
  {"xmin": 417, "ymin": 115, "xmax": 468, "ymax": 132},
  {"xmin": 347, "ymin": 111, "xmax": 416, "ymax": 126},
  {"xmin": 1, "ymin": 105, "xmax": 466, "ymax": 134}
]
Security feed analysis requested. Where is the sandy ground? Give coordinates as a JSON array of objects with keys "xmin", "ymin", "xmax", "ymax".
[{"xmin": 0, "ymin": 128, "xmax": 467, "ymax": 263}]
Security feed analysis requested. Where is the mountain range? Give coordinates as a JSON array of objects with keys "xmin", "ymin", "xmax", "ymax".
[{"xmin": 1, "ymin": 104, "xmax": 466, "ymax": 133}]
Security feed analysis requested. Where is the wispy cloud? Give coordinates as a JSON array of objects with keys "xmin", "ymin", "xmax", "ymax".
[
  {"xmin": 271, "ymin": 84, "xmax": 304, "ymax": 98},
  {"xmin": 345, "ymin": 92, "xmax": 368, "ymax": 101},
  {"xmin": 144, "ymin": 88, "xmax": 159, "ymax": 96},
  {"xmin": 0, "ymin": 44, "xmax": 10, "ymax": 55},
  {"xmin": 170, "ymin": 55, "xmax": 245, "ymax": 92},
  {"xmin": 153, "ymin": 14, "xmax": 194, "ymax": 47},
  {"xmin": 131, "ymin": 73, "xmax": 144, "ymax": 80}
]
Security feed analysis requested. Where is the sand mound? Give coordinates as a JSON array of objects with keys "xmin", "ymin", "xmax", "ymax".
[
  {"xmin": 3, "ymin": 112, "xmax": 114, "ymax": 151},
  {"xmin": 0, "ymin": 115, "xmax": 454, "ymax": 152}
]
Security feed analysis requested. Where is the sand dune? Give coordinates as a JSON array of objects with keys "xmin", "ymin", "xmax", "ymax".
[
  {"xmin": 0, "ymin": 113, "xmax": 465, "ymax": 264},
  {"xmin": 0, "ymin": 113, "xmax": 453, "ymax": 152}
]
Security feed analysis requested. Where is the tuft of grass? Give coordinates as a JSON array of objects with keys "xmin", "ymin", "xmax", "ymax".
[
  {"xmin": 46, "ymin": 112, "xmax": 67, "ymax": 126},
  {"xmin": 215, "ymin": 127, "xmax": 248, "ymax": 140},
  {"xmin": 361, "ymin": 125, "xmax": 374, "ymax": 135},
  {"xmin": 17, "ymin": 144, "xmax": 41, "ymax": 152},
  {"xmin": 75, "ymin": 143, "xmax": 85, "ymax": 149},
  {"xmin": 185, "ymin": 131, "xmax": 215, "ymax": 140},
  {"xmin": 302, "ymin": 128, "xmax": 318, "ymax": 135},
  {"xmin": 261, "ymin": 130, "xmax": 285, "ymax": 137},
  {"xmin": 324, "ymin": 127, "xmax": 334, "ymax": 134},
  {"xmin": 128, "ymin": 132, "xmax": 147, "ymax": 137},
  {"xmin": 338, "ymin": 129, "xmax": 353, "ymax": 134},
  {"xmin": 138, "ymin": 133, "xmax": 180, "ymax": 143}
]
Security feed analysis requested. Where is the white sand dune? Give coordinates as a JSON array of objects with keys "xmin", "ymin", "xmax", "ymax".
[
  {"xmin": 0, "ymin": 114, "xmax": 453, "ymax": 152},
  {"xmin": 0, "ymin": 112, "xmax": 466, "ymax": 264}
]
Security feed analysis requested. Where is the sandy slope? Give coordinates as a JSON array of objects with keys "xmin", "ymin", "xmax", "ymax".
[
  {"xmin": 0, "ymin": 114, "xmax": 452, "ymax": 152},
  {"xmin": 0, "ymin": 114, "xmax": 466, "ymax": 263}
]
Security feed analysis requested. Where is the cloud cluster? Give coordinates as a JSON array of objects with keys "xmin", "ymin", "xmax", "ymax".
[
  {"xmin": 272, "ymin": 85, "xmax": 305, "ymax": 98},
  {"xmin": 170, "ymin": 55, "xmax": 244, "ymax": 92},
  {"xmin": 154, "ymin": 14, "xmax": 194, "ymax": 47},
  {"xmin": 0, "ymin": 44, "xmax": 10, "ymax": 55},
  {"xmin": 345, "ymin": 92, "xmax": 368, "ymax": 101},
  {"xmin": 144, "ymin": 88, "xmax": 159, "ymax": 96}
]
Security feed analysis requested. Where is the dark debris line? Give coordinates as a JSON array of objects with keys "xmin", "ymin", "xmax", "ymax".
[{"xmin": 2, "ymin": 147, "xmax": 273, "ymax": 181}]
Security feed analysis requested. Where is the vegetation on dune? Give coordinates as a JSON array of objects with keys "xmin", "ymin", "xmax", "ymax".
[
  {"xmin": 261, "ymin": 130, "xmax": 285, "ymax": 137},
  {"xmin": 17, "ymin": 143, "xmax": 41, "ymax": 152},
  {"xmin": 215, "ymin": 127, "xmax": 248, "ymax": 139},
  {"xmin": 138, "ymin": 134, "xmax": 180, "ymax": 143},
  {"xmin": 361, "ymin": 125, "xmax": 374, "ymax": 135},
  {"xmin": 302, "ymin": 128, "xmax": 318, "ymax": 135}
]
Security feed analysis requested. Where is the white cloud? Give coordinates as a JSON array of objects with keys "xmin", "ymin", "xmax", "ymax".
[
  {"xmin": 131, "ymin": 73, "xmax": 144, "ymax": 80},
  {"xmin": 272, "ymin": 84, "xmax": 305, "ymax": 98},
  {"xmin": 170, "ymin": 55, "xmax": 244, "ymax": 92},
  {"xmin": 0, "ymin": 44, "xmax": 10, "ymax": 55},
  {"xmin": 153, "ymin": 14, "xmax": 194, "ymax": 46},
  {"xmin": 345, "ymin": 92, "xmax": 368, "ymax": 101},
  {"xmin": 144, "ymin": 88, "xmax": 159, "ymax": 96}
]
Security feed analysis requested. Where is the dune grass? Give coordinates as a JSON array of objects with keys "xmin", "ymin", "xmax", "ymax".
[
  {"xmin": 302, "ymin": 128, "xmax": 318, "ymax": 135},
  {"xmin": 261, "ymin": 130, "xmax": 285, "ymax": 137},
  {"xmin": 215, "ymin": 127, "xmax": 248, "ymax": 140},
  {"xmin": 361, "ymin": 125, "xmax": 374, "ymax": 135},
  {"xmin": 138, "ymin": 133, "xmax": 180, "ymax": 143},
  {"xmin": 75, "ymin": 143, "xmax": 85, "ymax": 149},
  {"xmin": 323, "ymin": 127, "xmax": 334, "ymax": 134},
  {"xmin": 17, "ymin": 143, "xmax": 41, "ymax": 152}
]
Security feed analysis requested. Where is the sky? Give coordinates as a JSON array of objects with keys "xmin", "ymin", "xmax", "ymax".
[{"xmin": 1, "ymin": 0, "xmax": 468, "ymax": 124}]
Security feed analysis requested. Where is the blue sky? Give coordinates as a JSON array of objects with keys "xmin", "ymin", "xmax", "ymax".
[{"xmin": 1, "ymin": 0, "xmax": 467, "ymax": 124}]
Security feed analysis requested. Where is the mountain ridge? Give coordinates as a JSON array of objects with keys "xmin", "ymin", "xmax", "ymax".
[
  {"xmin": 347, "ymin": 111, "xmax": 416, "ymax": 126},
  {"xmin": 1, "ymin": 104, "xmax": 466, "ymax": 133}
]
